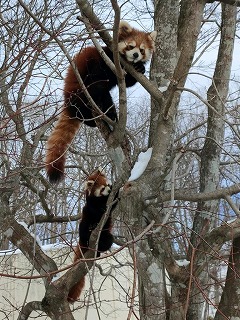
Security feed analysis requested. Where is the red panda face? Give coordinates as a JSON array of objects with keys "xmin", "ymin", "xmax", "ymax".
[
  {"xmin": 118, "ymin": 21, "xmax": 157, "ymax": 63},
  {"xmin": 85, "ymin": 169, "xmax": 111, "ymax": 198},
  {"xmin": 118, "ymin": 36, "xmax": 155, "ymax": 63}
]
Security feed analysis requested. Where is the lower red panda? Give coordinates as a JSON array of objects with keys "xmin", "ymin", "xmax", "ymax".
[
  {"xmin": 68, "ymin": 169, "xmax": 116, "ymax": 302},
  {"xmin": 46, "ymin": 21, "xmax": 157, "ymax": 183}
]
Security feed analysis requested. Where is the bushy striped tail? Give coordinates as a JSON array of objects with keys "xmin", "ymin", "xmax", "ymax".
[
  {"xmin": 46, "ymin": 110, "xmax": 81, "ymax": 183},
  {"xmin": 67, "ymin": 245, "xmax": 86, "ymax": 303}
]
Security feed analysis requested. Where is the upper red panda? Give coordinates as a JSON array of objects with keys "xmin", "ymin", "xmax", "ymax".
[
  {"xmin": 68, "ymin": 169, "xmax": 116, "ymax": 303},
  {"xmin": 46, "ymin": 21, "xmax": 157, "ymax": 183}
]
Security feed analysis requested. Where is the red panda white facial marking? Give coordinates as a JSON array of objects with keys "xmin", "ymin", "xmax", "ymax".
[
  {"xmin": 84, "ymin": 170, "xmax": 111, "ymax": 197},
  {"xmin": 118, "ymin": 38, "xmax": 154, "ymax": 63},
  {"xmin": 94, "ymin": 184, "xmax": 111, "ymax": 197},
  {"xmin": 118, "ymin": 21, "xmax": 157, "ymax": 63},
  {"xmin": 118, "ymin": 39, "xmax": 155, "ymax": 63}
]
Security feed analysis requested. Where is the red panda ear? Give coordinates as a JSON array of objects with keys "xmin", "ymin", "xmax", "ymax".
[
  {"xmin": 149, "ymin": 31, "xmax": 157, "ymax": 42},
  {"xmin": 119, "ymin": 20, "xmax": 133, "ymax": 39},
  {"xmin": 97, "ymin": 167, "xmax": 104, "ymax": 174},
  {"xmin": 85, "ymin": 180, "xmax": 94, "ymax": 190},
  {"xmin": 148, "ymin": 31, "xmax": 157, "ymax": 51}
]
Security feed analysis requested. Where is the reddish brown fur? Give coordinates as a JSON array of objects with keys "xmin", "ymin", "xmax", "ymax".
[
  {"xmin": 46, "ymin": 109, "xmax": 81, "ymax": 183},
  {"xmin": 67, "ymin": 245, "xmax": 86, "ymax": 303},
  {"xmin": 64, "ymin": 47, "xmax": 101, "ymax": 97},
  {"xmin": 45, "ymin": 48, "xmax": 107, "ymax": 183},
  {"xmin": 118, "ymin": 24, "xmax": 155, "ymax": 62},
  {"xmin": 67, "ymin": 169, "xmax": 113, "ymax": 303},
  {"xmin": 86, "ymin": 170, "xmax": 107, "ymax": 183},
  {"xmin": 120, "ymin": 28, "xmax": 155, "ymax": 48},
  {"xmin": 46, "ymin": 21, "xmax": 156, "ymax": 183},
  {"xmin": 85, "ymin": 170, "xmax": 110, "ymax": 196}
]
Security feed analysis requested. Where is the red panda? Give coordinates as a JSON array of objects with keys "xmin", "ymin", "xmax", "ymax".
[
  {"xmin": 46, "ymin": 21, "xmax": 157, "ymax": 183},
  {"xmin": 68, "ymin": 169, "xmax": 117, "ymax": 303}
]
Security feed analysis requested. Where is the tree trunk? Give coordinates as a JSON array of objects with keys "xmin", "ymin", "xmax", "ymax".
[
  {"xmin": 137, "ymin": 240, "xmax": 167, "ymax": 320},
  {"xmin": 214, "ymin": 237, "xmax": 240, "ymax": 319},
  {"xmin": 187, "ymin": 3, "xmax": 237, "ymax": 319}
]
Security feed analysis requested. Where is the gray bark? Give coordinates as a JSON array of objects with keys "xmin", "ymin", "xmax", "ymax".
[
  {"xmin": 149, "ymin": 1, "xmax": 206, "ymax": 319},
  {"xmin": 215, "ymin": 237, "xmax": 240, "ymax": 319},
  {"xmin": 1, "ymin": 1, "xmax": 240, "ymax": 319},
  {"xmin": 187, "ymin": 3, "xmax": 237, "ymax": 319}
]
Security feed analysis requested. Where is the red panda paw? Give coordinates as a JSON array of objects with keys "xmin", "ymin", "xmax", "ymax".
[{"xmin": 133, "ymin": 61, "xmax": 145, "ymax": 74}]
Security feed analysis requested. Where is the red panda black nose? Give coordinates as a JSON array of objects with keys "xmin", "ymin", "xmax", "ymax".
[{"xmin": 133, "ymin": 52, "xmax": 139, "ymax": 58}]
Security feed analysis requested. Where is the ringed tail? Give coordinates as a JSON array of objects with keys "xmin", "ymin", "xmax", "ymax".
[
  {"xmin": 67, "ymin": 245, "xmax": 86, "ymax": 303},
  {"xmin": 46, "ymin": 109, "xmax": 81, "ymax": 183}
]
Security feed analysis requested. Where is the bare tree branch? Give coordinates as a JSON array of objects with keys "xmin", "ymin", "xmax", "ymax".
[{"xmin": 2, "ymin": 217, "xmax": 58, "ymax": 290}]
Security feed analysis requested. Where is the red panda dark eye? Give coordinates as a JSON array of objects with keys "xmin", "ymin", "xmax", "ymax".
[
  {"xmin": 100, "ymin": 186, "xmax": 107, "ymax": 194},
  {"xmin": 140, "ymin": 48, "xmax": 145, "ymax": 54},
  {"xmin": 127, "ymin": 45, "xmax": 135, "ymax": 50}
]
